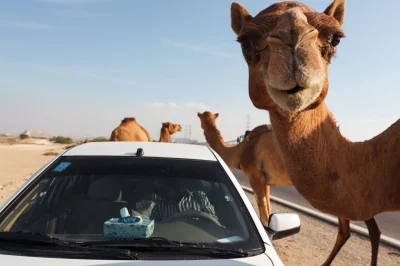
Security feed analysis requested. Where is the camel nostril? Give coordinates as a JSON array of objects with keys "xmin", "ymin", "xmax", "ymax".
[{"xmin": 286, "ymin": 85, "xmax": 304, "ymax": 95}]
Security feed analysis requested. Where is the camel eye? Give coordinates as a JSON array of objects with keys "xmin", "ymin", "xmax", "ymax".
[
  {"xmin": 237, "ymin": 38, "xmax": 261, "ymax": 66},
  {"xmin": 240, "ymin": 40, "xmax": 252, "ymax": 52},
  {"xmin": 330, "ymin": 35, "xmax": 341, "ymax": 47}
]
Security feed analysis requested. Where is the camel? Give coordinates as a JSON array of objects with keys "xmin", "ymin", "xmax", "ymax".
[
  {"xmin": 230, "ymin": 0, "xmax": 399, "ymax": 265},
  {"xmin": 197, "ymin": 111, "xmax": 291, "ymax": 226},
  {"xmin": 159, "ymin": 122, "xmax": 182, "ymax": 142},
  {"xmin": 109, "ymin": 117, "xmax": 152, "ymax": 142},
  {"xmin": 83, "ymin": 139, "xmax": 90, "ymax": 143}
]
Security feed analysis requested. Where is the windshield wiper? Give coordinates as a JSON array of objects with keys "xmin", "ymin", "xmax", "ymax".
[
  {"xmin": 0, "ymin": 231, "xmax": 137, "ymax": 260},
  {"xmin": 82, "ymin": 237, "xmax": 249, "ymax": 258}
]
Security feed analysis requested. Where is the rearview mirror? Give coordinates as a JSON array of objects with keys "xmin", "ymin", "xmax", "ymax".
[{"xmin": 264, "ymin": 213, "xmax": 301, "ymax": 240}]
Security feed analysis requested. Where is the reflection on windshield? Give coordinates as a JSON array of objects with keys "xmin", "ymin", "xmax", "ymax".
[{"xmin": 0, "ymin": 156, "xmax": 263, "ymax": 252}]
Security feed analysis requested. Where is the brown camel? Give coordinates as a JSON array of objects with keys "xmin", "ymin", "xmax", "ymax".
[
  {"xmin": 230, "ymin": 0, "xmax": 399, "ymax": 265},
  {"xmin": 109, "ymin": 117, "xmax": 151, "ymax": 142},
  {"xmin": 197, "ymin": 111, "xmax": 291, "ymax": 226},
  {"xmin": 159, "ymin": 122, "xmax": 182, "ymax": 142},
  {"xmin": 83, "ymin": 139, "xmax": 90, "ymax": 143}
]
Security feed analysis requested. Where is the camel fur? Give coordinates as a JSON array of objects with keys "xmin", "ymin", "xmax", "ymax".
[
  {"xmin": 197, "ymin": 111, "xmax": 291, "ymax": 226},
  {"xmin": 230, "ymin": 0, "xmax": 399, "ymax": 265},
  {"xmin": 109, "ymin": 117, "xmax": 152, "ymax": 142}
]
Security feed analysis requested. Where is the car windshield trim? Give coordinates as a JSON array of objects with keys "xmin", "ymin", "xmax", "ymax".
[
  {"xmin": 0, "ymin": 231, "xmax": 137, "ymax": 260},
  {"xmin": 80, "ymin": 237, "xmax": 250, "ymax": 258}
]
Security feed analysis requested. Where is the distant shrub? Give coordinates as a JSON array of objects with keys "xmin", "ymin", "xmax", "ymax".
[
  {"xmin": 91, "ymin": 137, "xmax": 109, "ymax": 142},
  {"xmin": 1, "ymin": 138, "xmax": 19, "ymax": 145},
  {"xmin": 51, "ymin": 136, "xmax": 73, "ymax": 144},
  {"xmin": 43, "ymin": 151, "xmax": 59, "ymax": 156}
]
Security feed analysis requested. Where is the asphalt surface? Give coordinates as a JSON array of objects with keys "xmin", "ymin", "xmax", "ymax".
[{"xmin": 231, "ymin": 169, "xmax": 400, "ymax": 241}]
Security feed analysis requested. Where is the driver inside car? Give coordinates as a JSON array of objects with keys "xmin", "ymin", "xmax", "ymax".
[{"xmin": 134, "ymin": 178, "xmax": 218, "ymax": 222}]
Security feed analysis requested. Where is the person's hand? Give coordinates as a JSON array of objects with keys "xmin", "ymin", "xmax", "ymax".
[
  {"xmin": 132, "ymin": 209, "xmax": 149, "ymax": 220},
  {"xmin": 131, "ymin": 210, "xmax": 142, "ymax": 216}
]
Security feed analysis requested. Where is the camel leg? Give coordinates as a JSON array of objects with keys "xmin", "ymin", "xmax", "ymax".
[
  {"xmin": 248, "ymin": 174, "xmax": 269, "ymax": 226},
  {"xmin": 365, "ymin": 217, "xmax": 381, "ymax": 266},
  {"xmin": 265, "ymin": 184, "xmax": 271, "ymax": 222},
  {"xmin": 322, "ymin": 218, "xmax": 350, "ymax": 266}
]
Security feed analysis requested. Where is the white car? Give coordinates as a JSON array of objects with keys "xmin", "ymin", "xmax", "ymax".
[{"xmin": 0, "ymin": 142, "xmax": 300, "ymax": 265}]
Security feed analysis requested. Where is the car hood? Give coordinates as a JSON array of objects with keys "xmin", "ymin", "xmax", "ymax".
[{"xmin": 0, "ymin": 252, "xmax": 274, "ymax": 266}]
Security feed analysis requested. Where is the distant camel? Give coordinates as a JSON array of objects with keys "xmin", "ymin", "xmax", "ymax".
[
  {"xmin": 110, "ymin": 117, "xmax": 151, "ymax": 142},
  {"xmin": 197, "ymin": 111, "xmax": 291, "ymax": 226},
  {"xmin": 159, "ymin": 122, "xmax": 182, "ymax": 142}
]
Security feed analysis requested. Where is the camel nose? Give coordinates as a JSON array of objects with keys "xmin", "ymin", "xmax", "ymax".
[{"xmin": 271, "ymin": 7, "xmax": 316, "ymax": 47}]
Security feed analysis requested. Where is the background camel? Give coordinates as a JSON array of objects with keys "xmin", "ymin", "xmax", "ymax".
[
  {"xmin": 197, "ymin": 111, "xmax": 291, "ymax": 226},
  {"xmin": 159, "ymin": 122, "xmax": 182, "ymax": 142},
  {"xmin": 230, "ymin": 0, "xmax": 399, "ymax": 265},
  {"xmin": 109, "ymin": 117, "xmax": 151, "ymax": 142}
]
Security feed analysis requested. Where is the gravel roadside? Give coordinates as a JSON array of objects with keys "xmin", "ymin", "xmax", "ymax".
[{"xmin": 244, "ymin": 191, "xmax": 400, "ymax": 266}]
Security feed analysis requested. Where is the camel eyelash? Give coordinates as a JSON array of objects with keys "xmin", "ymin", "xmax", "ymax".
[{"xmin": 236, "ymin": 36, "xmax": 248, "ymax": 43}]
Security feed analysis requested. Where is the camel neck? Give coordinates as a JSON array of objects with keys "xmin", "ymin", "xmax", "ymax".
[
  {"xmin": 269, "ymin": 102, "xmax": 357, "ymax": 179},
  {"xmin": 203, "ymin": 126, "xmax": 229, "ymax": 149},
  {"xmin": 159, "ymin": 128, "xmax": 171, "ymax": 143},
  {"xmin": 202, "ymin": 125, "xmax": 241, "ymax": 169},
  {"xmin": 269, "ymin": 102, "xmax": 400, "ymax": 218}
]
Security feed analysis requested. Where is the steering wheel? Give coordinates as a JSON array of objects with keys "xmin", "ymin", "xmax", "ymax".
[{"xmin": 165, "ymin": 210, "xmax": 221, "ymax": 226}]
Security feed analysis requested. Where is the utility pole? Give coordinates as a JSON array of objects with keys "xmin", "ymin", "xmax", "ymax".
[
  {"xmin": 184, "ymin": 124, "xmax": 189, "ymax": 140},
  {"xmin": 188, "ymin": 125, "xmax": 192, "ymax": 143},
  {"xmin": 246, "ymin": 114, "xmax": 251, "ymax": 131},
  {"xmin": 184, "ymin": 124, "xmax": 192, "ymax": 143}
]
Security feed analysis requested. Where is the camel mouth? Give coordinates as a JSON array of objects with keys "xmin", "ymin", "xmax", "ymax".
[
  {"xmin": 267, "ymin": 84, "xmax": 323, "ymax": 113},
  {"xmin": 286, "ymin": 85, "xmax": 305, "ymax": 95}
]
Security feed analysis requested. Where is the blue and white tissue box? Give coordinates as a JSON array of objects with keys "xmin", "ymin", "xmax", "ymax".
[{"xmin": 103, "ymin": 218, "xmax": 155, "ymax": 239}]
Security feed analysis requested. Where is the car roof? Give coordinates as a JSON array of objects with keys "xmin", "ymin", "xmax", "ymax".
[{"xmin": 62, "ymin": 142, "xmax": 217, "ymax": 161}]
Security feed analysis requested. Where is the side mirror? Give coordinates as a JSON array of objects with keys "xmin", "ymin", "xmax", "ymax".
[
  {"xmin": 237, "ymin": 137, "xmax": 240, "ymax": 143},
  {"xmin": 264, "ymin": 213, "xmax": 300, "ymax": 240}
]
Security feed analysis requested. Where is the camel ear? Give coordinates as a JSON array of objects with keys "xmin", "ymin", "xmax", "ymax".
[
  {"xmin": 214, "ymin": 113, "xmax": 219, "ymax": 119},
  {"xmin": 323, "ymin": 0, "xmax": 345, "ymax": 25},
  {"xmin": 231, "ymin": 2, "xmax": 252, "ymax": 35},
  {"xmin": 197, "ymin": 112, "xmax": 201, "ymax": 117}
]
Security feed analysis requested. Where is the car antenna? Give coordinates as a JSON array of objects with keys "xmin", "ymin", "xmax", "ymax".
[{"xmin": 136, "ymin": 148, "xmax": 144, "ymax": 157}]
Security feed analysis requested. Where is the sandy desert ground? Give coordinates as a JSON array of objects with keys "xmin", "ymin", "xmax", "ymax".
[{"xmin": 0, "ymin": 141, "xmax": 399, "ymax": 265}]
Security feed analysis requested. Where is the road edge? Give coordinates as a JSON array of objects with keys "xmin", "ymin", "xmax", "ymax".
[{"xmin": 241, "ymin": 185, "xmax": 400, "ymax": 250}]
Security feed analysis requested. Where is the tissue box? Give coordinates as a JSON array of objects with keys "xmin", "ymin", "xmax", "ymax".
[{"xmin": 103, "ymin": 218, "xmax": 155, "ymax": 239}]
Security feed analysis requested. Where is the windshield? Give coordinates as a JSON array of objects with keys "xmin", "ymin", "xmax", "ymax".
[{"xmin": 0, "ymin": 156, "xmax": 264, "ymax": 253}]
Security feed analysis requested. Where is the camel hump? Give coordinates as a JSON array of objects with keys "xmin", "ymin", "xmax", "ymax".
[
  {"xmin": 109, "ymin": 128, "xmax": 120, "ymax": 141},
  {"xmin": 246, "ymin": 124, "xmax": 271, "ymax": 140}
]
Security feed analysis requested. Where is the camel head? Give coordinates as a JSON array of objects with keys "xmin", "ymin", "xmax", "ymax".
[
  {"xmin": 231, "ymin": 0, "xmax": 345, "ymax": 114},
  {"xmin": 197, "ymin": 111, "xmax": 219, "ymax": 130},
  {"xmin": 161, "ymin": 122, "xmax": 182, "ymax": 135}
]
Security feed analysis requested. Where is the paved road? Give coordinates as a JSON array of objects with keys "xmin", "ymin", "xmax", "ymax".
[{"xmin": 231, "ymin": 169, "xmax": 400, "ymax": 241}]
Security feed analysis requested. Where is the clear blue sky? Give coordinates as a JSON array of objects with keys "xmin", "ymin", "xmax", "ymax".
[{"xmin": 0, "ymin": 0, "xmax": 399, "ymax": 141}]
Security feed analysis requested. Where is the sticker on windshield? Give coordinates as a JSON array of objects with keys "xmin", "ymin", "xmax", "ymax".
[
  {"xmin": 52, "ymin": 162, "xmax": 71, "ymax": 172},
  {"xmin": 216, "ymin": 236, "xmax": 244, "ymax": 243}
]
